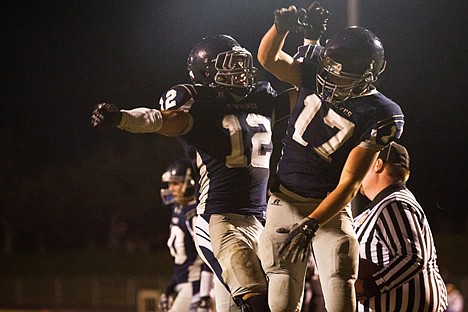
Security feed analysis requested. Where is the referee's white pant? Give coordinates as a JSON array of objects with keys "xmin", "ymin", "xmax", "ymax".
[{"xmin": 259, "ymin": 191, "xmax": 359, "ymax": 312}]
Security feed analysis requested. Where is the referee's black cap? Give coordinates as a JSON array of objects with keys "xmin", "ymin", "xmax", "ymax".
[{"xmin": 379, "ymin": 142, "xmax": 410, "ymax": 169}]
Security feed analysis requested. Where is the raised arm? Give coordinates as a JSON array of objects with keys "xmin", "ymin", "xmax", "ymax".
[
  {"xmin": 257, "ymin": 6, "xmax": 302, "ymax": 86},
  {"xmin": 258, "ymin": 3, "xmax": 330, "ymax": 87}
]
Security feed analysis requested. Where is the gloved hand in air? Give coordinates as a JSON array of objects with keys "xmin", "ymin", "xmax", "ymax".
[
  {"xmin": 91, "ymin": 103, "xmax": 122, "ymax": 127},
  {"xmin": 277, "ymin": 217, "xmax": 320, "ymax": 263},
  {"xmin": 299, "ymin": 2, "xmax": 331, "ymax": 41},
  {"xmin": 274, "ymin": 5, "xmax": 307, "ymax": 34}
]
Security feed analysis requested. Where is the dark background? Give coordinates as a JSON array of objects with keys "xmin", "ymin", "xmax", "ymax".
[{"xmin": 1, "ymin": 1, "xmax": 466, "ymax": 256}]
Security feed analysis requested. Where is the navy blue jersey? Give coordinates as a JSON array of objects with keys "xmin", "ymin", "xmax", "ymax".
[
  {"xmin": 159, "ymin": 82, "xmax": 280, "ymax": 218},
  {"xmin": 167, "ymin": 201, "xmax": 202, "ymax": 286},
  {"xmin": 274, "ymin": 45, "xmax": 404, "ymax": 199}
]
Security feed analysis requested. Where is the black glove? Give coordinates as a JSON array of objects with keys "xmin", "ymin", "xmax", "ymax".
[
  {"xmin": 274, "ymin": 5, "xmax": 307, "ymax": 34},
  {"xmin": 158, "ymin": 292, "xmax": 171, "ymax": 312},
  {"xmin": 299, "ymin": 2, "xmax": 331, "ymax": 41},
  {"xmin": 277, "ymin": 217, "xmax": 320, "ymax": 263},
  {"xmin": 196, "ymin": 295, "xmax": 212, "ymax": 312},
  {"xmin": 91, "ymin": 103, "xmax": 122, "ymax": 128}
]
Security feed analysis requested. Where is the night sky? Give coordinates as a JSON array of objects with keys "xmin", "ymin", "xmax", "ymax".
[{"xmin": 1, "ymin": 1, "xmax": 466, "ymax": 253}]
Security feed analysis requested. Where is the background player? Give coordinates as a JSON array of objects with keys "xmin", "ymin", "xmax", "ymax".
[
  {"xmin": 91, "ymin": 34, "xmax": 293, "ymax": 311},
  {"xmin": 157, "ymin": 159, "xmax": 214, "ymax": 312},
  {"xmin": 256, "ymin": 3, "xmax": 404, "ymax": 311}
]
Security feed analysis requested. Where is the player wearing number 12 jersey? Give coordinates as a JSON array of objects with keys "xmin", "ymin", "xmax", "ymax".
[
  {"xmin": 91, "ymin": 34, "xmax": 293, "ymax": 312},
  {"xmin": 257, "ymin": 4, "xmax": 404, "ymax": 311},
  {"xmin": 159, "ymin": 82, "xmax": 276, "ymax": 218}
]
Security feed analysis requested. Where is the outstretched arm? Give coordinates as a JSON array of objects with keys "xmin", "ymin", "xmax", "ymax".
[
  {"xmin": 120, "ymin": 108, "xmax": 192, "ymax": 136},
  {"xmin": 91, "ymin": 103, "xmax": 193, "ymax": 137},
  {"xmin": 278, "ymin": 145, "xmax": 378, "ymax": 263}
]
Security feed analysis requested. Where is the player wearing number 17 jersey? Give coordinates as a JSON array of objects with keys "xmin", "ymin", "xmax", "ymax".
[
  {"xmin": 257, "ymin": 4, "xmax": 404, "ymax": 311},
  {"xmin": 91, "ymin": 34, "xmax": 293, "ymax": 312}
]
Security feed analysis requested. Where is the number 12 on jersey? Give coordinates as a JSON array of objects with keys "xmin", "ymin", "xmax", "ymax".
[{"xmin": 222, "ymin": 114, "xmax": 272, "ymax": 169}]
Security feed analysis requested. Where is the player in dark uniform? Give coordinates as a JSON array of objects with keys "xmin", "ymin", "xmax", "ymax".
[
  {"xmin": 256, "ymin": 3, "xmax": 404, "ymax": 311},
  {"xmin": 91, "ymin": 34, "xmax": 293, "ymax": 312},
  {"xmin": 158, "ymin": 159, "xmax": 214, "ymax": 312}
]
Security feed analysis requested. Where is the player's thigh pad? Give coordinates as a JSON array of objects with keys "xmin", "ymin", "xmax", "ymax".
[
  {"xmin": 209, "ymin": 213, "xmax": 267, "ymax": 297},
  {"xmin": 260, "ymin": 193, "xmax": 320, "ymax": 311},
  {"xmin": 312, "ymin": 207, "xmax": 359, "ymax": 312},
  {"xmin": 259, "ymin": 192, "xmax": 320, "ymax": 272},
  {"xmin": 313, "ymin": 207, "xmax": 358, "ymax": 281}
]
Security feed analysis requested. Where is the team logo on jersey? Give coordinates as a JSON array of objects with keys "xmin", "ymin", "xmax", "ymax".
[{"xmin": 226, "ymin": 102, "xmax": 258, "ymax": 110}]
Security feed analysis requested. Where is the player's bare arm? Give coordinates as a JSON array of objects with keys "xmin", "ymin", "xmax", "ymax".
[
  {"xmin": 277, "ymin": 145, "xmax": 379, "ymax": 264},
  {"xmin": 308, "ymin": 145, "xmax": 379, "ymax": 225},
  {"xmin": 258, "ymin": 25, "xmax": 302, "ymax": 86},
  {"xmin": 258, "ymin": 3, "xmax": 329, "ymax": 88}
]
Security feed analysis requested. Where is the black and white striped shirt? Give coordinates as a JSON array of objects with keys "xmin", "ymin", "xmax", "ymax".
[{"xmin": 354, "ymin": 183, "xmax": 448, "ymax": 311}]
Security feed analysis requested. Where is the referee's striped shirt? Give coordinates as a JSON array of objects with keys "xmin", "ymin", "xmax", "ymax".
[{"xmin": 354, "ymin": 183, "xmax": 448, "ymax": 311}]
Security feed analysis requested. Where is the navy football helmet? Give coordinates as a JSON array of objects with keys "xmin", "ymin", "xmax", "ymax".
[
  {"xmin": 316, "ymin": 26, "xmax": 386, "ymax": 103},
  {"xmin": 187, "ymin": 34, "xmax": 257, "ymax": 97},
  {"xmin": 160, "ymin": 159, "xmax": 195, "ymax": 205}
]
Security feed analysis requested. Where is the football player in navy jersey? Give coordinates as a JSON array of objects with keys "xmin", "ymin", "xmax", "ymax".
[
  {"xmin": 256, "ymin": 3, "xmax": 405, "ymax": 311},
  {"xmin": 158, "ymin": 159, "xmax": 214, "ymax": 312},
  {"xmin": 91, "ymin": 34, "xmax": 294, "ymax": 312}
]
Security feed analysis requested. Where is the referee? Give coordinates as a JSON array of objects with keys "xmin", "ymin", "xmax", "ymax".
[{"xmin": 354, "ymin": 142, "xmax": 448, "ymax": 311}]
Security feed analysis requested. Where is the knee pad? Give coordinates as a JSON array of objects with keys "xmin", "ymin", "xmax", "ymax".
[
  {"xmin": 268, "ymin": 272, "xmax": 304, "ymax": 311},
  {"xmin": 233, "ymin": 293, "xmax": 270, "ymax": 312},
  {"xmin": 223, "ymin": 246, "xmax": 266, "ymax": 297}
]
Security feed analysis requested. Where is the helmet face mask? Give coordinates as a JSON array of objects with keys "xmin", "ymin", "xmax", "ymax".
[
  {"xmin": 316, "ymin": 26, "xmax": 386, "ymax": 103},
  {"xmin": 187, "ymin": 35, "xmax": 257, "ymax": 97},
  {"xmin": 214, "ymin": 47, "xmax": 257, "ymax": 91}
]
